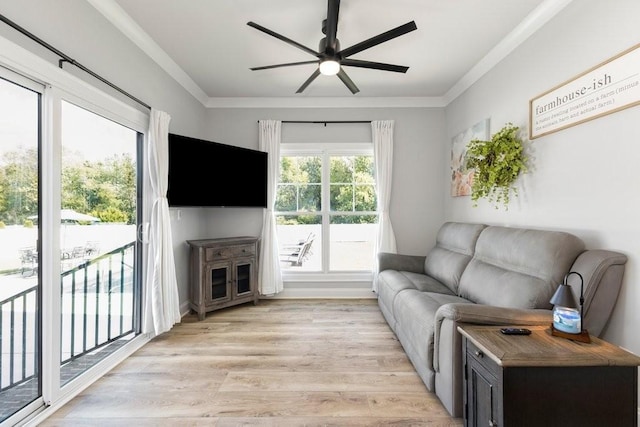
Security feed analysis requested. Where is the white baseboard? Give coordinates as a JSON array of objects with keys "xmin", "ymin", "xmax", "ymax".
[{"xmin": 262, "ymin": 286, "xmax": 377, "ymax": 299}]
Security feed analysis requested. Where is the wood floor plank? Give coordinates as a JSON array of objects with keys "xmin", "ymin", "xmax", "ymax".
[
  {"xmin": 219, "ymin": 371, "xmax": 427, "ymax": 392},
  {"xmin": 40, "ymin": 299, "xmax": 463, "ymax": 426}
]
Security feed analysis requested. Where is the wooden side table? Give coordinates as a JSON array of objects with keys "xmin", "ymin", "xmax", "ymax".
[{"xmin": 458, "ymin": 324, "xmax": 640, "ymax": 427}]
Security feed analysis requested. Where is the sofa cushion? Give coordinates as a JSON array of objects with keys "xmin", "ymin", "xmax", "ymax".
[
  {"xmin": 458, "ymin": 226, "xmax": 585, "ymax": 309},
  {"xmin": 394, "ymin": 289, "xmax": 471, "ymax": 374},
  {"xmin": 423, "ymin": 222, "xmax": 487, "ymax": 294},
  {"xmin": 377, "ymin": 270, "xmax": 455, "ymax": 329}
]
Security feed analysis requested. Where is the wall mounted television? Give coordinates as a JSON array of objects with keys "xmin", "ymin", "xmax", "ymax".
[{"xmin": 167, "ymin": 133, "xmax": 268, "ymax": 208}]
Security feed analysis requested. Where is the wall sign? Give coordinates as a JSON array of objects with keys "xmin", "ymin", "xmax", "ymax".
[{"xmin": 529, "ymin": 43, "xmax": 640, "ymax": 139}]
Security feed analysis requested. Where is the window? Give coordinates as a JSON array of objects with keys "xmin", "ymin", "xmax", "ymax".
[{"xmin": 275, "ymin": 144, "xmax": 377, "ymax": 275}]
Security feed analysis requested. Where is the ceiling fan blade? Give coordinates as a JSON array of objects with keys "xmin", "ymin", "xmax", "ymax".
[
  {"xmin": 337, "ymin": 69, "xmax": 359, "ymax": 94},
  {"xmin": 338, "ymin": 21, "xmax": 417, "ymax": 58},
  {"xmin": 251, "ymin": 60, "xmax": 319, "ymax": 71},
  {"xmin": 325, "ymin": 0, "xmax": 340, "ymax": 53},
  {"xmin": 247, "ymin": 21, "xmax": 320, "ymax": 58},
  {"xmin": 340, "ymin": 59, "xmax": 409, "ymax": 73},
  {"xmin": 296, "ymin": 69, "xmax": 321, "ymax": 93}
]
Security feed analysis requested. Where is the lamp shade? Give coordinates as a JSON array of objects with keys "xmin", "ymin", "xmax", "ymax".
[
  {"xmin": 549, "ymin": 283, "xmax": 578, "ymax": 308},
  {"xmin": 319, "ymin": 59, "xmax": 340, "ymax": 76},
  {"xmin": 549, "ymin": 272, "xmax": 590, "ymax": 342}
]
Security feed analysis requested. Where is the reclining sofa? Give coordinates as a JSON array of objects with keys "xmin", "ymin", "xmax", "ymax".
[{"xmin": 375, "ymin": 222, "xmax": 627, "ymax": 417}]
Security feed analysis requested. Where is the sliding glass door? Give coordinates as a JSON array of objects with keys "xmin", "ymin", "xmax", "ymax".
[
  {"xmin": 0, "ymin": 69, "xmax": 145, "ymax": 423},
  {"xmin": 59, "ymin": 100, "xmax": 141, "ymax": 386},
  {"xmin": 0, "ymin": 73, "xmax": 42, "ymax": 423}
]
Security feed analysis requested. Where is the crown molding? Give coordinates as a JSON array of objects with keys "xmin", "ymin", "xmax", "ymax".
[
  {"xmin": 89, "ymin": 0, "xmax": 573, "ymax": 109},
  {"xmin": 86, "ymin": 0, "xmax": 210, "ymax": 106},
  {"xmin": 443, "ymin": 0, "xmax": 574, "ymax": 104},
  {"xmin": 205, "ymin": 96, "xmax": 446, "ymax": 109}
]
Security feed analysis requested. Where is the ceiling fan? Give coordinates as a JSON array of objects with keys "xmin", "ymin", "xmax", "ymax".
[{"xmin": 247, "ymin": 0, "xmax": 417, "ymax": 94}]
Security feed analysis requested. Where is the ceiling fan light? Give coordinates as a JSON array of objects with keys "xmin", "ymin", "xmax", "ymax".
[{"xmin": 319, "ymin": 59, "xmax": 340, "ymax": 76}]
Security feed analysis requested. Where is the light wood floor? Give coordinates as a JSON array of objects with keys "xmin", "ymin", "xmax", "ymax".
[{"xmin": 41, "ymin": 299, "xmax": 464, "ymax": 426}]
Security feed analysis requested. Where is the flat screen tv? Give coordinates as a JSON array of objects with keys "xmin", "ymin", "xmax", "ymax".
[{"xmin": 167, "ymin": 133, "xmax": 268, "ymax": 208}]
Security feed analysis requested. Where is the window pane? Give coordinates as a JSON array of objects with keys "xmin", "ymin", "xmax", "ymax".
[
  {"xmin": 60, "ymin": 101, "xmax": 140, "ymax": 386},
  {"xmin": 275, "ymin": 184, "xmax": 296, "ymax": 211},
  {"xmin": 329, "ymin": 216, "xmax": 376, "ymax": 271},
  {"xmin": 0, "ymin": 77, "xmax": 41, "ymax": 422},
  {"xmin": 329, "ymin": 184, "xmax": 353, "ymax": 211},
  {"xmin": 330, "ymin": 155, "xmax": 376, "ymax": 212},
  {"xmin": 277, "ymin": 156, "xmax": 321, "ymax": 212},
  {"xmin": 354, "ymin": 184, "xmax": 376, "ymax": 211},
  {"xmin": 354, "ymin": 156, "xmax": 375, "ymax": 183},
  {"xmin": 276, "ymin": 215, "xmax": 321, "ymax": 271},
  {"xmin": 299, "ymin": 184, "xmax": 321, "ymax": 211}
]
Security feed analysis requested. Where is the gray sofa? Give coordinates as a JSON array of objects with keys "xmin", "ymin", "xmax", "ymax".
[{"xmin": 375, "ymin": 222, "xmax": 627, "ymax": 417}]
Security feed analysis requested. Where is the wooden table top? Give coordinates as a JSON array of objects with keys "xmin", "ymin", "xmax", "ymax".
[{"xmin": 457, "ymin": 324, "xmax": 640, "ymax": 368}]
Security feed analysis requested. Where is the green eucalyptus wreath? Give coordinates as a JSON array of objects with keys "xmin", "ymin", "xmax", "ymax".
[{"xmin": 465, "ymin": 123, "xmax": 528, "ymax": 210}]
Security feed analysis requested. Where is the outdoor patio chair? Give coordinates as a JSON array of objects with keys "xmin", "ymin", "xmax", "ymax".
[
  {"xmin": 71, "ymin": 246, "xmax": 86, "ymax": 259},
  {"xmin": 19, "ymin": 247, "xmax": 38, "ymax": 277},
  {"xmin": 280, "ymin": 233, "xmax": 315, "ymax": 266},
  {"xmin": 84, "ymin": 241, "xmax": 100, "ymax": 258}
]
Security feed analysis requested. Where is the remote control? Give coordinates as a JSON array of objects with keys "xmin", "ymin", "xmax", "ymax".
[{"xmin": 500, "ymin": 327, "xmax": 531, "ymax": 335}]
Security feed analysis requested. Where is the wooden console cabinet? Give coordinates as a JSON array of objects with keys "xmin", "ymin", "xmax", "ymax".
[
  {"xmin": 459, "ymin": 325, "xmax": 640, "ymax": 427},
  {"xmin": 187, "ymin": 236, "xmax": 259, "ymax": 320}
]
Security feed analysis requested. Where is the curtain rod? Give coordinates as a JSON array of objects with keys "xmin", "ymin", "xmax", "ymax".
[
  {"xmin": 260, "ymin": 120, "xmax": 372, "ymax": 127},
  {"xmin": 0, "ymin": 13, "xmax": 151, "ymax": 110}
]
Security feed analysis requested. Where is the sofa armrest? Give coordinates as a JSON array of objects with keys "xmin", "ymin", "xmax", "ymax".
[
  {"xmin": 377, "ymin": 252, "xmax": 426, "ymax": 274},
  {"xmin": 434, "ymin": 302, "xmax": 552, "ymax": 370},
  {"xmin": 435, "ymin": 302, "xmax": 553, "ymax": 328},
  {"xmin": 569, "ymin": 249, "xmax": 627, "ymax": 337},
  {"xmin": 434, "ymin": 303, "xmax": 552, "ymax": 372},
  {"xmin": 432, "ymin": 303, "xmax": 553, "ymax": 417}
]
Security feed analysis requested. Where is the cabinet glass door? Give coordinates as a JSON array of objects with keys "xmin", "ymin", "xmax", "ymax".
[
  {"xmin": 209, "ymin": 265, "xmax": 229, "ymax": 301},
  {"xmin": 235, "ymin": 262, "xmax": 252, "ymax": 295}
]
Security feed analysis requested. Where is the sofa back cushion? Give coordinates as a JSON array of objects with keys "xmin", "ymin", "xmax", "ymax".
[
  {"xmin": 458, "ymin": 226, "xmax": 585, "ymax": 309},
  {"xmin": 424, "ymin": 222, "xmax": 487, "ymax": 294}
]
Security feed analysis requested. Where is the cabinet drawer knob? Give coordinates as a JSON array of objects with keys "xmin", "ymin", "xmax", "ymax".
[
  {"xmin": 489, "ymin": 420, "xmax": 497, "ymax": 427},
  {"xmin": 475, "ymin": 350, "xmax": 484, "ymax": 358}
]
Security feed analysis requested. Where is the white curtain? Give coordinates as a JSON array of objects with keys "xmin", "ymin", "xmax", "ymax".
[
  {"xmin": 258, "ymin": 120, "xmax": 284, "ymax": 295},
  {"xmin": 143, "ymin": 109, "xmax": 181, "ymax": 335},
  {"xmin": 372, "ymin": 120, "xmax": 397, "ymax": 292}
]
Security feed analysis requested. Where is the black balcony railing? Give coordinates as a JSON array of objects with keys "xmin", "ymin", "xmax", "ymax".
[
  {"xmin": 60, "ymin": 241, "xmax": 136, "ymax": 366},
  {"xmin": 0, "ymin": 286, "xmax": 37, "ymax": 393},
  {"xmin": 0, "ymin": 241, "xmax": 137, "ymax": 393}
]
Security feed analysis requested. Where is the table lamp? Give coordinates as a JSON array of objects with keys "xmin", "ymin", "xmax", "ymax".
[{"xmin": 549, "ymin": 271, "xmax": 590, "ymax": 343}]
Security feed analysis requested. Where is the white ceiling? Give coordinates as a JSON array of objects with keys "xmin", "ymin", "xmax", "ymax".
[{"xmin": 87, "ymin": 0, "xmax": 572, "ymax": 108}]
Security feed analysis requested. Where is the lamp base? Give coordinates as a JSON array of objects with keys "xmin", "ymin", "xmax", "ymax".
[{"xmin": 550, "ymin": 324, "xmax": 591, "ymax": 343}]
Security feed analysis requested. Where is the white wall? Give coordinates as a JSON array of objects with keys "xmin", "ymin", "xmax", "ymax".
[
  {"xmin": 199, "ymin": 107, "xmax": 447, "ymax": 256},
  {"xmin": 444, "ymin": 0, "xmax": 640, "ymax": 359}
]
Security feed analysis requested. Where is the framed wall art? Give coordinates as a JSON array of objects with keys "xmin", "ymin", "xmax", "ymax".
[{"xmin": 450, "ymin": 118, "xmax": 489, "ymax": 197}]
